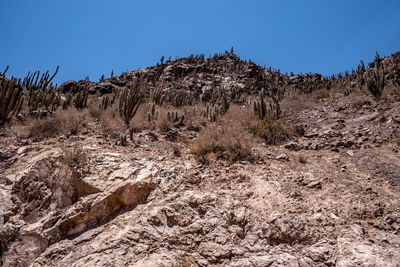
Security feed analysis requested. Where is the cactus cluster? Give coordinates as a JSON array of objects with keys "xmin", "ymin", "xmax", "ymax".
[
  {"xmin": 147, "ymin": 103, "xmax": 159, "ymax": 122},
  {"xmin": 356, "ymin": 60, "xmax": 366, "ymax": 89},
  {"xmin": 164, "ymin": 89, "xmax": 194, "ymax": 107},
  {"xmin": 74, "ymin": 88, "xmax": 88, "ymax": 109},
  {"xmin": 28, "ymin": 90, "xmax": 60, "ymax": 113},
  {"xmin": 202, "ymin": 104, "xmax": 221, "ymax": 122},
  {"xmin": 167, "ymin": 111, "xmax": 184, "ymax": 125},
  {"xmin": 253, "ymin": 87, "xmax": 284, "ymax": 121},
  {"xmin": 100, "ymin": 90, "xmax": 119, "ymax": 110},
  {"xmin": 119, "ymin": 74, "xmax": 145, "ymax": 128},
  {"xmin": 364, "ymin": 53, "xmax": 385, "ymax": 98},
  {"xmin": 118, "ymin": 133, "xmax": 127, "ymax": 146},
  {"xmin": 201, "ymin": 87, "xmax": 230, "ymax": 122},
  {"xmin": 25, "ymin": 66, "xmax": 61, "ymax": 114},
  {"xmin": 150, "ymin": 86, "xmax": 165, "ymax": 106},
  {"xmin": 24, "ymin": 66, "xmax": 59, "ymax": 92},
  {"xmin": 393, "ymin": 52, "xmax": 400, "ymax": 89},
  {"xmin": 0, "ymin": 66, "xmax": 25, "ymax": 126}
]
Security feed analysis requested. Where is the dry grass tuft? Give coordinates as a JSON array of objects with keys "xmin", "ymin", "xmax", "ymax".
[{"xmin": 312, "ymin": 88, "xmax": 331, "ymax": 101}]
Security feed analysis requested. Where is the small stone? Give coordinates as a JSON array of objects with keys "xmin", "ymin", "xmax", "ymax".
[
  {"xmin": 276, "ymin": 154, "xmax": 289, "ymax": 161},
  {"xmin": 329, "ymin": 213, "xmax": 339, "ymax": 220},
  {"xmin": 351, "ymin": 224, "xmax": 364, "ymax": 236},
  {"xmin": 103, "ymin": 152, "xmax": 121, "ymax": 157},
  {"xmin": 284, "ymin": 142, "xmax": 303, "ymax": 151},
  {"xmin": 306, "ymin": 180, "xmax": 321, "ymax": 189}
]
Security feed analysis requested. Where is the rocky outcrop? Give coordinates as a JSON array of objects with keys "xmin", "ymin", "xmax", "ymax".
[{"xmin": 0, "ymin": 151, "xmax": 156, "ymax": 266}]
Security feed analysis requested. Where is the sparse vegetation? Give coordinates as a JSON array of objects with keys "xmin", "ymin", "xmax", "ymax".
[
  {"xmin": 119, "ymin": 75, "xmax": 145, "ymax": 128},
  {"xmin": 298, "ymin": 154, "xmax": 307, "ymax": 164},
  {"xmin": 28, "ymin": 110, "xmax": 82, "ymax": 140},
  {"xmin": 29, "ymin": 117, "xmax": 62, "ymax": 140},
  {"xmin": 190, "ymin": 123, "xmax": 252, "ymax": 163},
  {"xmin": 365, "ymin": 52, "xmax": 385, "ymax": 98},
  {"xmin": 0, "ymin": 66, "xmax": 25, "ymax": 126},
  {"xmin": 191, "ymin": 105, "xmax": 253, "ymax": 163},
  {"xmin": 58, "ymin": 144, "xmax": 87, "ymax": 167}
]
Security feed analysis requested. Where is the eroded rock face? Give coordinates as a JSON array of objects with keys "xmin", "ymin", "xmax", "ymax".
[
  {"xmin": 2, "ymin": 62, "xmax": 400, "ymax": 265},
  {"xmin": 0, "ymin": 153, "xmax": 156, "ymax": 267}
]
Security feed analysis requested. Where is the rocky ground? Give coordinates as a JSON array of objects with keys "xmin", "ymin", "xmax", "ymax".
[{"xmin": 1, "ymin": 89, "xmax": 400, "ymax": 267}]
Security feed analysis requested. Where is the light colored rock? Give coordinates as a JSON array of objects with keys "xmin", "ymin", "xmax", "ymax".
[
  {"xmin": 336, "ymin": 238, "xmax": 400, "ymax": 266},
  {"xmin": 276, "ymin": 154, "xmax": 289, "ymax": 161}
]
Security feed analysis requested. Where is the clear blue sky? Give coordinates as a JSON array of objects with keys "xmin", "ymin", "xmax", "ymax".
[{"xmin": 1, "ymin": 0, "xmax": 399, "ymax": 84}]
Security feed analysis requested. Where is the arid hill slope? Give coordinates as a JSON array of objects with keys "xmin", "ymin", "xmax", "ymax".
[{"xmin": 1, "ymin": 51, "xmax": 400, "ymax": 266}]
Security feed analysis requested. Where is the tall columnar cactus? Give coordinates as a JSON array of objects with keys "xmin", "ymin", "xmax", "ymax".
[
  {"xmin": 393, "ymin": 52, "xmax": 400, "ymax": 88},
  {"xmin": 0, "ymin": 66, "xmax": 25, "ymax": 126},
  {"xmin": 271, "ymin": 86, "xmax": 285, "ymax": 119},
  {"xmin": 254, "ymin": 89, "xmax": 267, "ymax": 120},
  {"xmin": 357, "ymin": 60, "xmax": 366, "ymax": 89},
  {"xmin": 101, "ymin": 95, "xmax": 109, "ymax": 110},
  {"xmin": 74, "ymin": 88, "xmax": 88, "ymax": 109},
  {"xmin": 150, "ymin": 85, "xmax": 165, "ymax": 106},
  {"xmin": 365, "ymin": 68, "xmax": 385, "ymax": 98},
  {"xmin": 253, "ymin": 87, "xmax": 284, "ymax": 121},
  {"xmin": 25, "ymin": 66, "xmax": 60, "ymax": 113},
  {"xmin": 119, "ymin": 75, "xmax": 145, "ymax": 128}
]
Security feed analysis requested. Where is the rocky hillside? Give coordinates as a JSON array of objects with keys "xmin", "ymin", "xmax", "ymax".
[{"xmin": 1, "ymin": 51, "xmax": 400, "ymax": 266}]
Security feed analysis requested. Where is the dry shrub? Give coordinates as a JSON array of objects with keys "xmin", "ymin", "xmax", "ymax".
[
  {"xmin": 28, "ymin": 109, "xmax": 84, "ymax": 140},
  {"xmin": 190, "ymin": 105, "xmax": 252, "ymax": 162},
  {"xmin": 129, "ymin": 104, "xmax": 156, "ymax": 131},
  {"xmin": 58, "ymin": 144, "xmax": 87, "ymax": 167},
  {"xmin": 98, "ymin": 104, "xmax": 126, "ymax": 135},
  {"xmin": 56, "ymin": 109, "xmax": 83, "ymax": 135},
  {"xmin": 156, "ymin": 111, "xmax": 173, "ymax": 132},
  {"xmin": 29, "ymin": 117, "xmax": 61, "ymax": 140},
  {"xmin": 298, "ymin": 154, "xmax": 307, "ymax": 164},
  {"xmin": 172, "ymin": 145, "xmax": 181, "ymax": 157},
  {"xmin": 248, "ymin": 114, "xmax": 295, "ymax": 145},
  {"xmin": 281, "ymin": 90, "xmax": 317, "ymax": 114},
  {"xmin": 349, "ymin": 94, "xmax": 371, "ymax": 108},
  {"xmin": 312, "ymin": 88, "xmax": 330, "ymax": 101},
  {"xmin": 185, "ymin": 117, "xmax": 201, "ymax": 132},
  {"xmin": 190, "ymin": 124, "xmax": 252, "ymax": 162},
  {"xmin": 183, "ymin": 104, "xmax": 205, "ymax": 131},
  {"xmin": 89, "ymin": 105, "xmax": 101, "ymax": 119}
]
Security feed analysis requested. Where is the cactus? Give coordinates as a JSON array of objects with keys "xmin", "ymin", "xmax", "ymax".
[
  {"xmin": 364, "ymin": 53, "xmax": 385, "ymax": 98},
  {"xmin": 392, "ymin": 52, "xmax": 400, "ymax": 89},
  {"xmin": 271, "ymin": 87, "xmax": 285, "ymax": 119},
  {"xmin": 63, "ymin": 93, "xmax": 72, "ymax": 109},
  {"xmin": 25, "ymin": 66, "xmax": 61, "ymax": 114},
  {"xmin": 74, "ymin": 88, "xmax": 88, "ymax": 109},
  {"xmin": 119, "ymin": 75, "xmax": 145, "ymax": 128},
  {"xmin": 0, "ymin": 66, "xmax": 25, "ymax": 126},
  {"xmin": 150, "ymin": 86, "xmax": 165, "ymax": 106},
  {"xmin": 357, "ymin": 60, "xmax": 366, "ymax": 89},
  {"xmin": 254, "ymin": 89, "xmax": 268, "ymax": 120},
  {"xmin": 365, "ymin": 68, "xmax": 385, "ymax": 98},
  {"xmin": 119, "ymin": 133, "xmax": 127, "ymax": 146},
  {"xmin": 101, "ymin": 95, "xmax": 109, "ymax": 110},
  {"xmin": 253, "ymin": 87, "xmax": 284, "ymax": 121}
]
